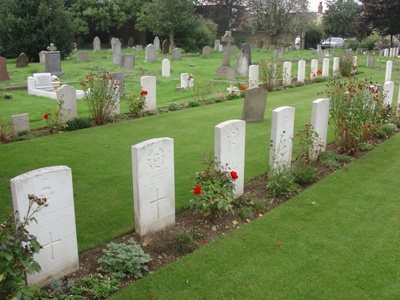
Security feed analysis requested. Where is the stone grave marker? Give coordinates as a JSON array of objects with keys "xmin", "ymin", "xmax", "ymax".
[
  {"xmin": 215, "ymin": 31, "xmax": 236, "ymax": 79},
  {"xmin": 345, "ymin": 49, "xmax": 353, "ymax": 56},
  {"xmin": 172, "ymin": 48, "xmax": 181, "ymax": 60},
  {"xmin": 76, "ymin": 36, "xmax": 84, "ymax": 48},
  {"xmin": 154, "ymin": 36, "xmax": 160, "ymax": 51},
  {"xmin": 0, "ymin": 56, "xmax": 10, "ymax": 81},
  {"xmin": 39, "ymin": 51, "xmax": 46, "ymax": 64},
  {"xmin": 162, "ymin": 39, "xmax": 169, "ymax": 54},
  {"xmin": 389, "ymin": 48, "xmax": 394, "ymax": 58},
  {"xmin": 310, "ymin": 98, "xmax": 330, "ymax": 160},
  {"xmin": 322, "ymin": 58, "xmax": 329, "ymax": 77},
  {"xmin": 112, "ymin": 38, "xmax": 122, "ymax": 65},
  {"xmin": 128, "ymin": 36, "xmax": 135, "ymax": 48},
  {"xmin": 384, "ymin": 49, "xmax": 389, "ymax": 57},
  {"xmin": 180, "ymin": 73, "xmax": 194, "ymax": 89},
  {"xmin": 269, "ymin": 106, "xmax": 295, "ymax": 173},
  {"xmin": 248, "ymin": 64, "xmax": 259, "ymax": 89},
  {"xmin": 366, "ymin": 55, "xmax": 375, "ymax": 67},
  {"xmin": 241, "ymin": 87, "xmax": 267, "ymax": 122},
  {"xmin": 44, "ymin": 46, "xmax": 64, "ymax": 76},
  {"xmin": 16, "ymin": 53, "xmax": 29, "ymax": 68},
  {"xmin": 93, "ymin": 36, "xmax": 101, "ymax": 52},
  {"xmin": 202, "ymin": 46, "xmax": 211, "ymax": 57},
  {"xmin": 145, "ymin": 44, "xmax": 156, "ymax": 62},
  {"xmin": 76, "ymin": 51, "xmax": 88, "ymax": 62},
  {"xmin": 242, "ymin": 43, "xmax": 252, "ymax": 65},
  {"xmin": 333, "ymin": 57, "xmax": 339, "ymax": 77},
  {"xmin": 110, "ymin": 37, "xmax": 116, "ymax": 50},
  {"xmin": 297, "ymin": 60, "xmax": 306, "ymax": 83},
  {"xmin": 383, "ymin": 81, "xmax": 394, "ymax": 106},
  {"xmin": 230, "ymin": 45, "xmax": 237, "ymax": 54},
  {"xmin": 162, "ymin": 59, "xmax": 170, "ymax": 77},
  {"xmin": 110, "ymin": 72, "xmax": 125, "ymax": 96},
  {"xmin": 385, "ymin": 60, "xmax": 392, "ymax": 82},
  {"xmin": 282, "ymin": 61, "xmax": 292, "ymax": 86},
  {"xmin": 236, "ymin": 53, "xmax": 249, "ymax": 77},
  {"xmin": 214, "ymin": 120, "xmax": 246, "ymax": 197},
  {"xmin": 214, "ymin": 39, "xmax": 221, "ymax": 51},
  {"xmin": 136, "ymin": 45, "xmax": 143, "ymax": 51},
  {"xmin": 10, "ymin": 166, "xmax": 79, "ymax": 287},
  {"xmin": 121, "ymin": 54, "xmax": 135, "ymax": 70},
  {"xmin": 310, "ymin": 59, "xmax": 318, "ymax": 80},
  {"xmin": 131, "ymin": 138, "xmax": 175, "ymax": 237},
  {"xmin": 140, "ymin": 76, "xmax": 156, "ymax": 111},
  {"xmin": 57, "ymin": 85, "xmax": 77, "ymax": 122},
  {"xmin": 72, "ymin": 43, "xmax": 77, "ymax": 52},
  {"xmin": 11, "ymin": 113, "xmax": 30, "ymax": 137}
]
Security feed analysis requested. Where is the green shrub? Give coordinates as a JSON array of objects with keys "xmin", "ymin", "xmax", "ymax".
[
  {"xmin": 168, "ymin": 102, "xmax": 181, "ymax": 111},
  {"xmin": 97, "ymin": 238, "xmax": 152, "ymax": 279},
  {"xmin": 359, "ymin": 142, "xmax": 375, "ymax": 151},
  {"xmin": 380, "ymin": 124, "xmax": 397, "ymax": 137},
  {"xmin": 69, "ymin": 274, "xmax": 120, "ymax": 299},
  {"xmin": 168, "ymin": 233, "xmax": 199, "ymax": 254},
  {"xmin": 339, "ymin": 52, "xmax": 354, "ymax": 77},
  {"xmin": 294, "ymin": 81, "xmax": 305, "ymax": 87},
  {"xmin": 259, "ymin": 57, "xmax": 283, "ymax": 91},
  {"xmin": 188, "ymin": 100, "xmax": 201, "ymax": 107},
  {"xmin": 126, "ymin": 90, "xmax": 147, "ymax": 115},
  {"xmin": 240, "ymin": 206, "xmax": 253, "ymax": 220},
  {"xmin": 275, "ymin": 86, "xmax": 284, "ymax": 91},
  {"xmin": 266, "ymin": 169, "xmax": 297, "ymax": 198},
  {"xmin": 292, "ymin": 163, "xmax": 317, "ymax": 185},
  {"xmin": 189, "ymin": 226, "xmax": 206, "ymax": 241},
  {"xmin": 65, "ymin": 117, "xmax": 92, "ymax": 131}
]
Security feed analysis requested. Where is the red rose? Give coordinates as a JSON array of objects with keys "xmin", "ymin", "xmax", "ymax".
[
  {"xmin": 140, "ymin": 90, "xmax": 148, "ymax": 96},
  {"xmin": 230, "ymin": 171, "xmax": 238, "ymax": 180},
  {"xmin": 317, "ymin": 70, "xmax": 322, "ymax": 75},
  {"xmin": 193, "ymin": 185, "xmax": 202, "ymax": 195},
  {"xmin": 43, "ymin": 113, "xmax": 50, "ymax": 119},
  {"xmin": 239, "ymin": 86, "xmax": 246, "ymax": 91},
  {"xmin": 277, "ymin": 243, "xmax": 281, "ymax": 247}
]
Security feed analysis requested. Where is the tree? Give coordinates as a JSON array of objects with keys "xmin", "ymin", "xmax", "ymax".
[
  {"xmin": 137, "ymin": 0, "xmax": 196, "ymax": 48},
  {"xmin": 246, "ymin": 0, "xmax": 311, "ymax": 44},
  {"xmin": 354, "ymin": 0, "xmax": 400, "ymax": 46},
  {"xmin": 323, "ymin": 0, "xmax": 360, "ymax": 38},
  {"xmin": 0, "ymin": 0, "xmax": 74, "ymax": 60}
]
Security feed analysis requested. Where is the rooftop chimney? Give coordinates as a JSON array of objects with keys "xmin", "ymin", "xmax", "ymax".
[{"xmin": 318, "ymin": 2, "xmax": 323, "ymax": 14}]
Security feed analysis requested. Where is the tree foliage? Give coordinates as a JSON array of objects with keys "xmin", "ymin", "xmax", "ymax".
[
  {"xmin": 323, "ymin": 0, "xmax": 360, "ymax": 38},
  {"xmin": 0, "ymin": 0, "xmax": 74, "ymax": 60}
]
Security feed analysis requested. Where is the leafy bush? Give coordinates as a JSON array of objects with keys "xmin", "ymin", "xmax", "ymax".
[
  {"xmin": 65, "ymin": 117, "xmax": 92, "ymax": 131},
  {"xmin": 168, "ymin": 102, "xmax": 181, "ymax": 111},
  {"xmin": 189, "ymin": 226, "xmax": 206, "ymax": 241},
  {"xmin": 292, "ymin": 162, "xmax": 317, "ymax": 185},
  {"xmin": 266, "ymin": 168, "xmax": 297, "ymax": 199},
  {"xmin": 188, "ymin": 100, "xmax": 201, "ymax": 107},
  {"xmin": 295, "ymin": 81, "xmax": 305, "ymax": 87},
  {"xmin": 69, "ymin": 274, "xmax": 120, "ymax": 299},
  {"xmin": 259, "ymin": 58, "xmax": 283, "ymax": 91},
  {"xmin": 98, "ymin": 238, "xmax": 151, "ymax": 279},
  {"xmin": 168, "ymin": 233, "xmax": 199, "ymax": 254},
  {"xmin": 359, "ymin": 142, "xmax": 375, "ymax": 151},
  {"xmin": 126, "ymin": 90, "xmax": 147, "ymax": 115},
  {"xmin": 339, "ymin": 52, "xmax": 354, "ymax": 77}
]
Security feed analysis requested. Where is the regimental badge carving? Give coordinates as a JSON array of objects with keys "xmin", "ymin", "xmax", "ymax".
[
  {"xmin": 147, "ymin": 147, "xmax": 165, "ymax": 169},
  {"xmin": 228, "ymin": 127, "xmax": 240, "ymax": 146}
]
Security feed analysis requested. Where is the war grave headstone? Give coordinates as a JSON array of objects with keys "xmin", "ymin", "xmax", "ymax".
[
  {"xmin": 215, "ymin": 31, "xmax": 236, "ymax": 79},
  {"xmin": 0, "ymin": 56, "xmax": 10, "ymax": 81},
  {"xmin": 310, "ymin": 59, "xmax": 318, "ymax": 80},
  {"xmin": 93, "ymin": 36, "xmax": 101, "ymax": 53},
  {"xmin": 274, "ymin": 49, "xmax": 283, "ymax": 58},
  {"xmin": 39, "ymin": 51, "xmax": 46, "ymax": 64},
  {"xmin": 242, "ymin": 43, "xmax": 252, "ymax": 65},
  {"xmin": 241, "ymin": 87, "xmax": 267, "ymax": 122},
  {"xmin": 322, "ymin": 58, "xmax": 329, "ymax": 77},
  {"xmin": 76, "ymin": 51, "xmax": 88, "ymax": 62},
  {"xmin": 16, "ymin": 53, "xmax": 29, "ymax": 68},
  {"xmin": 366, "ymin": 55, "xmax": 375, "ymax": 67},
  {"xmin": 112, "ymin": 38, "xmax": 122, "ymax": 65},
  {"xmin": 269, "ymin": 106, "xmax": 295, "ymax": 173},
  {"xmin": 154, "ymin": 36, "xmax": 160, "ymax": 51},
  {"xmin": 297, "ymin": 60, "xmax": 306, "ymax": 83},
  {"xmin": 57, "ymin": 85, "xmax": 77, "ymax": 122},
  {"xmin": 10, "ymin": 166, "xmax": 79, "ymax": 287},
  {"xmin": 333, "ymin": 57, "xmax": 340, "ymax": 77},
  {"xmin": 384, "ymin": 49, "xmax": 389, "ymax": 57},
  {"xmin": 214, "ymin": 39, "xmax": 221, "ymax": 51},
  {"xmin": 132, "ymin": 138, "xmax": 175, "ymax": 237},
  {"xmin": 172, "ymin": 48, "xmax": 181, "ymax": 60},
  {"xmin": 140, "ymin": 76, "xmax": 156, "ymax": 111},
  {"xmin": 383, "ymin": 81, "xmax": 394, "ymax": 106},
  {"xmin": 11, "ymin": 113, "xmax": 30, "ymax": 137},
  {"xmin": 162, "ymin": 59, "xmax": 170, "ymax": 77},
  {"xmin": 310, "ymin": 98, "xmax": 330, "ymax": 160},
  {"xmin": 121, "ymin": 54, "xmax": 135, "ymax": 70},
  {"xmin": 162, "ymin": 40, "xmax": 170, "ymax": 54},
  {"xmin": 215, "ymin": 120, "xmax": 246, "ymax": 197},
  {"xmin": 44, "ymin": 44, "xmax": 64, "ymax": 76},
  {"xmin": 110, "ymin": 72, "xmax": 125, "ymax": 96},
  {"xmin": 282, "ymin": 61, "xmax": 292, "ymax": 86},
  {"xmin": 248, "ymin": 64, "xmax": 259, "ymax": 89},
  {"xmin": 385, "ymin": 61, "xmax": 392, "ymax": 82},
  {"xmin": 202, "ymin": 46, "xmax": 211, "ymax": 57},
  {"xmin": 145, "ymin": 44, "xmax": 156, "ymax": 62},
  {"xmin": 128, "ymin": 36, "xmax": 135, "ymax": 48},
  {"xmin": 236, "ymin": 53, "xmax": 249, "ymax": 77}
]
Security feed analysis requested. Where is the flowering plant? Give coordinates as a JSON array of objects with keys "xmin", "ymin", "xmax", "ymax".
[
  {"xmin": 126, "ymin": 89, "xmax": 147, "ymax": 115},
  {"xmin": 189, "ymin": 156, "xmax": 237, "ymax": 218},
  {"xmin": 42, "ymin": 100, "xmax": 68, "ymax": 133}
]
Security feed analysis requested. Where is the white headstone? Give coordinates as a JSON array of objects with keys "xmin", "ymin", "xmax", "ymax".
[
  {"xmin": 385, "ymin": 60, "xmax": 392, "ymax": 82},
  {"xmin": 10, "ymin": 166, "xmax": 79, "ymax": 287},
  {"xmin": 384, "ymin": 49, "xmax": 389, "ymax": 57},
  {"xmin": 162, "ymin": 59, "xmax": 170, "ymax": 77},
  {"xmin": 11, "ymin": 113, "xmax": 30, "ymax": 137},
  {"xmin": 112, "ymin": 38, "xmax": 122, "ymax": 65},
  {"xmin": 172, "ymin": 48, "xmax": 181, "ymax": 60},
  {"xmin": 310, "ymin": 98, "xmax": 330, "ymax": 160},
  {"xmin": 332, "ymin": 57, "xmax": 340, "ymax": 77},
  {"xmin": 145, "ymin": 44, "xmax": 156, "ymax": 62},
  {"xmin": 154, "ymin": 36, "xmax": 160, "ymax": 51},
  {"xmin": 236, "ymin": 53, "xmax": 249, "ymax": 77},
  {"xmin": 132, "ymin": 138, "xmax": 175, "ymax": 237},
  {"xmin": 33, "ymin": 73, "xmax": 52, "ymax": 90},
  {"xmin": 214, "ymin": 120, "xmax": 246, "ymax": 197},
  {"xmin": 389, "ymin": 48, "xmax": 394, "ymax": 58},
  {"xmin": 269, "ymin": 106, "xmax": 295, "ymax": 173},
  {"xmin": 383, "ymin": 81, "xmax": 394, "ymax": 106},
  {"xmin": 310, "ymin": 59, "xmax": 318, "ymax": 80},
  {"xmin": 57, "ymin": 85, "xmax": 77, "ymax": 122},
  {"xmin": 248, "ymin": 65, "xmax": 259, "ymax": 89},
  {"xmin": 181, "ymin": 73, "xmax": 189, "ymax": 89},
  {"xmin": 282, "ymin": 61, "xmax": 292, "ymax": 86},
  {"xmin": 297, "ymin": 60, "xmax": 305, "ymax": 83},
  {"xmin": 322, "ymin": 58, "xmax": 329, "ymax": 77},
  {"xmin": 214, "ymin": 39, "xmax": 221, "ymax": 51},
  {"xmin": 93, "ymin": 36, "xmax": 101, "ymax": 52},
  {"xmin": 140, "ymin": 76, "xmax": 156, "ymax": 111},
  {"xmin": 39, "ymin": 51, "xmax": 46, "ymax": 64}
]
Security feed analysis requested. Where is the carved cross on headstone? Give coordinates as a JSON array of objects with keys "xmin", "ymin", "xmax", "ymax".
[
  {"xmin": 47, "ymin": 43, "xmax": 57, "ymax": 51},
  {"xmin": 150, "ymin": 188, "xmax": 166, "ymax": 219},
  {"xmin": 42, "ymin": 232, "xmax": 61, "ymax": 260},
  {"xmin": 221, "ymin": 31, "xmax": 234, "ymax": 67}
]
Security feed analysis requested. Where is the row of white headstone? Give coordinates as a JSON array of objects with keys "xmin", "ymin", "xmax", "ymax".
[{"xmin": 380, "ymin": 48, "xmax": 399, "ymax": 58}]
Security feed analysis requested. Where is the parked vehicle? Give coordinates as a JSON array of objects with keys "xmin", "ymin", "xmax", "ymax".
[{"xmin": 321, "ymin": 37, "xmax": 345, "ymax": 49}]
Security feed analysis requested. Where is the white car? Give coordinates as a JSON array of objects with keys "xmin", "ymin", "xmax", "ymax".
[{"xmin": 321, "ymin": 37, "xmax": 345, "ymax": 49}]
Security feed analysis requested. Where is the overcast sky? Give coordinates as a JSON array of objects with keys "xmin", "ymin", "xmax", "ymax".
[{"xmin": 308, "ymin": 0, "xmax": 324, "ymax": 12}]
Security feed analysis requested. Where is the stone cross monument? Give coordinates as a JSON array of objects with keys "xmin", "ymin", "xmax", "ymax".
[{"xmin": 215, "ymin": 31, "xmax": 236, "ymax": 79}]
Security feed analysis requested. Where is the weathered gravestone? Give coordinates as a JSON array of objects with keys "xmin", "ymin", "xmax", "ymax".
[
  {"xmin": 214, "ymin": 120, "xmax": 246, "ymax": 197},
  {"xmin": 45, "ymin": 44, "xmax": 64, "ymax": 76},
  {"xmin": 76, "ymin": 51, "xmax": 88, "ymax": 62},
  {"xmin": 154, "ymin": 36, "xmax": 160, "ymax": 51},
  {"xmin": 57, "ymin": 85, "xmax": 77, "ymax": 122},
  {"xmin": 0, "ymin": 56, "xmax": 10, "ymax": 81},
  {"xmin": 110, "ymin": 72, "xmax": 125, "ymax": 96},
  {"xmin": 317, "ymin": 50, "xmax": 324, "ymax": 62},
  {"xmin": 241, "ymin": 87, "xmax": 267, "ymax": 122},
  {"xmin": 282, "ymin": 61, "xmax": 292, "ymax": 86},
  {"xmin": 214, "ymin": 39, "xmax": 221, "ymax": 51},
  {"xmin": 215, "ymin": 31, "xmax": 236, "ymax": 79},
  {"xmin": 120, "ymin": 54, "xmax": 135, "ymax": 70},
  {"xmin": 39, "ymin": 51, "xmax": 46, "ymax": 64},
  {"xmin": 230, "ymin": 45, "xmax": 238, "ymax": 54},
  {"xmin": 162, "ymin": 40, "xmax": 169, "ymax": 54},
  {"xmin": 112, "ymin": 38, "xmax": 122, "ymax": 65},
  {"xmin": 385, "ymin": 60, "xmax": 393, "ymax": 82},
  {"xmin": 127, "ymin": 36, "xmax": 135, "ymax": 48},
  {"xmin": 274, "ymin": 49, "xmax": 283, "ymax": 58},
  {"xmin": 11, "ymin": 113, "xmax": 30, "ymax": 137},
  {"xmin": 131, "ymin": 138, "xmax": 175, "ymax": 237},
  {"xmin": 93, "ymin": 36, "xmax": 101, "ymax": 53},
  {"xmin": 16, "ymin": 53, "xmax": 29, "ymax": 68},
  {"xmin": 269, "ymin": 106, "xmax": 295, "ymax": 173},
  {"xmin": 145, "ymin": 44, "xmax": 156, "ymax": 62},
  {"xmin": 140, "ymin": 76, "xmax": 156, "ymax": 111},
  {"xmin": 297, "ymin": 60, "xmax": 306, "ymax": 83},
  {"xmin": 180, "ymin": 73, "xmax": 194, "ymax": 89},
  {"xmin": 77, "ymin": 36, "xmax": 84, "ymax": 48},
  {"xmin": 136, "ymin": 45, "xmax": 143, "ymax": 51},
  {"xmin": 322, "ymin": 58, "xmax": 329, "ymax": 77},
  {"xmin": 110, "ymin": 37, "xmax": 116, "ymax": 50},
  {"xmin": 162, "ymin": 59, "xmax": 170, "ymax": 77},
  {"xmin": 10, "ymin": 166, "xmax": 79, "ymax": 287},
  {"xmin": 242, "ymin": 43, "xmax": 252, "ymax": 65},
  {"xmin": 248, "ymin": 64, "xmax": 259, "ymax": 89},
  {"xmin": 310, "ymin": 98, "xmax": 330, "ymax": 160},
  {"xmin": 366, "ymin": 55, "xmax": 375, "ymax": 67},
  {"xmin": 236, "ymin": 53, "xmax": 249, "ymax": 77},
  {"xmin": 202, "ymin": 46, "xmax": 211, "ymax": 57},
  {"xmin": 384, "ymin": 49, "xmax": 389, "ymax": 57},
  {"xmin": 383, "ymin": 81, "xmax": 394, "ymax": 106},
  {"xmin": 172, "ymin": 48, "xmax": 181, "ymax": 60}
]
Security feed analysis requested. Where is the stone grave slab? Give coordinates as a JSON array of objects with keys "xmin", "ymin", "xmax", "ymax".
[
  {"xmin": 11, "ymin": 113, "xmax": 30, "ymax": 137},
  {"xmin": 241, "ymin": 87, "xmax": 267, "ymax": 122}
]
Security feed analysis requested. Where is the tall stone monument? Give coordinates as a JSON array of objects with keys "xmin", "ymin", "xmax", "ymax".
[{"xmin": 215, "ymin": 31, "xmax": 236, "ymax": 79}]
